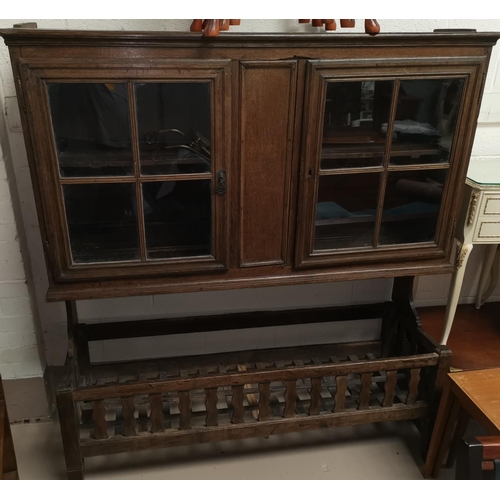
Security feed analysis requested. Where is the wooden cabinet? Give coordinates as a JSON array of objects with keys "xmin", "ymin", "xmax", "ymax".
[
  {"xmin": 1, "ymin": 29, "xmax": 499, "ymax": 479},
  {"xmin": 1, "ymin": 29, "xmax": 497, "ymax": 301}
]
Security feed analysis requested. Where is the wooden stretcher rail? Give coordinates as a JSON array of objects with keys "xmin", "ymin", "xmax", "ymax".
[{"xmin": 72, "ymin": 352, "xmax": 439, "ymax": 401}]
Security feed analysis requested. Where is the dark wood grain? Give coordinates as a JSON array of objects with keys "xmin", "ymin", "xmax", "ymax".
[
  {"xmin": 383, "ymin": 370, "xmax": 398, "ymax": 408},
  {"xmin": 121, "ymin": 397, "xmax": 136, "ymax": 436},
  {"xmin": 205, "ymin": 388, "xmax": 219, "ymax": 427},
  {"xmin": 84, "ymin": 303, "xmax": 387, "ymax": 342},
  {"xmin": 309, "ymin": 377, "xmax": 322, "ymax": 415},
  {"xmin": 283, "ymin": 380, "xmax": 297, "ymax": 418},
  {"xmin": 178, "ymin": 391, "xmax": 192, "ymax": 430},
  {"xmin": 73, "ymin": 353, "xmax": 438, "ymax": 401},
  {"xmin": 358, "ymin": 372, "xmax": 373, "ymax": 410},
  {"xmin": 4, "ymin": 29, "xmax": 497, "ymax": 480},
  {"xmin": 80, "ymin": 404, "xmax": 428, "ymax": 458},
  {"xmin": 258, "ymin": 382, "xmax": 271, "ymax": 421},
  {"xmin": 2, "ymin": 32, "xmax": 495, "ymax": 300},
  {"xmin": 334, "ymin": 375, "xmax": 348, "ymax": 413},
  {"xmin": 92, "ymin": 400, "xmax": 108, "ymax": 440},
  {"xmin": 149, "ymin": 394, "xmax": 165, "ymax": 434},
  {"xmin": 407, "ymin": 368, "xmax": 421, "ymax": 405},
  {"xmin": 231, "ymin": 385, "xmax": 245, "ymax": 424},
  {"xmin": 239, "ymin": 61, "xmax": 297, "ymax": 266}
]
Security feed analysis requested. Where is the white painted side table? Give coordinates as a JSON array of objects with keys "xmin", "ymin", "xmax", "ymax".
[{"xmin": 441, "ymin": 160, "xmax": 500, "ymax": 344}]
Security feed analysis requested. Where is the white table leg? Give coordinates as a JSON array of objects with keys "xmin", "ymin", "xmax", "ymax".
[
  {"xmin": 441, "ymin": 243, "xmax": 473, "ymax": 345},
  {"xmin": 475, "ymin": 244, "xmax": 499, "ymax": 309}
]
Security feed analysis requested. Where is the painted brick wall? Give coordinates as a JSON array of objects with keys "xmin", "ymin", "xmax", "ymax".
[
  {"xmin": 0, "ymin": 117, "xmax": 43, "ymax": 379},
  {"xmin": 0, "ymin": 20, "xmax": 499, "ymax": 376}
]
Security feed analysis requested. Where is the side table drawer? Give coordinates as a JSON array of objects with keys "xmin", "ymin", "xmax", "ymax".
[
  {"xmin": 482, "ymin": 194, "xmax": 500, "ymax": 216},
  {"xmin": 474, "ymin": 220, "xmax": 500, "ymax": 241}
]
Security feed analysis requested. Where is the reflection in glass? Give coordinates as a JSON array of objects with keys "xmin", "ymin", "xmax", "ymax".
[
  {"xmin": 143, "ymin": 180, "xmax": 212, "ymax": 259},
  {"xmin": 48, "ymin": 83, "xmax": 134, "ymax": 177},
  {"xmin": 379, "ymin": 169, "xmax": 447, "ymax": 245},
  {"xmin": 135, "ymin": 83, "xmax": 211, "ymax": 176},
  {"xmin": 389, "ymin": 79, "xmax": 464, "ymax": 166},
  {"xmin": 63, "ymin": 183, "xmax": 139, "ymax": 263},
  {"xmin": 321, "ymin": 81, "xmax": 393, "ymax": 169},
  {"xmin": 314, "ymin": 173, "xmax": 380, "ymax": 250}
]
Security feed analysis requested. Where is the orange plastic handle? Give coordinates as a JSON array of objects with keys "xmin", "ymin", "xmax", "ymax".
[
  {"xmin": 190, "ymin": 19, "xmax": 203, "ymax": 32},
  {"xmin": 365, "ymin": 19, "xmax": 380, "ymax": 35},
  {"xmin": 324, "ymin": 20, "xmax": 337, "ymax": 31},
  {"xmin": 340, "ymin": 19, "xmax": 356, "ymax": 28},
  {"xmin": 203, "ymin": 19, "xmax": 220, "ymax": 37}
]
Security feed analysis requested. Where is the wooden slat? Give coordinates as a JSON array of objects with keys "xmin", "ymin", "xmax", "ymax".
[
  {"xmin": 178, "ymin": 391, "xmax": 191, "ymax": 430},
  {"xmin": 309, "ymin": 377, "xmax": 322, "ymax": 415},
  {"xmin": 406, "ymin": 368, "xmax": 421, "ymax": 406},
  {"xmin": 114, "ymin": 406, "xmax": 124, "ymax": 436},
  {"xmin": 80, "ymin": 404, "xmax": 428, "ymax": 458},
  {"xmin": 92, "ymin": 400, "xmax": 108, "ymax": 440},
  {"xmin": 358, "ymin": 373, "xmax": 373, "ymax": 410},
  {"xmin": 334, "ymin": 375, "xmax": 348, "ymax": 413},
  {"xmin": 237, "ymin": 364, "xmax": 259, "ymax": 419},
  {"xmin": 205, "ymin": 388, "xmax": 219, "ymax": 427},
  {"xmin": 283, "ymin": 380, "xmax": 297, "ymax": 418},
  {"xmin": 383, "ymin": 370, "xmax": 398, "ymax": 408},
  {"xmin": 258, "ymin": 382, "xmax": 271, "ymax": 421},
  {"xmin": 73, "ymin": 353, "xmax": 439, "ymax": 401},
  {"xmin": 121, "ymin": 397, "xmax": 136, "ymax": 436},
  {"xmin": 149, "ymin": 394, "xmax": 165, "ymax": 433},
  {"xmin": 231, "ymin": 385, "xmax": 245, "ymax": 424}
]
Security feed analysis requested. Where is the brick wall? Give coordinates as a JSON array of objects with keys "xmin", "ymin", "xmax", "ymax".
[{"xmin": 0, "ymin": 133, "xmax": 43, "ymax": 379}]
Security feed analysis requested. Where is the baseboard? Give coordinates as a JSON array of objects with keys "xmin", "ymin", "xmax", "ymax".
[
  {"xmin": 2, "ymin": 367, "xmax": 54, "ymax": 422},
  {"xmin": 415, "ymin": 295, "xmax": 500, "ymax": 308}
]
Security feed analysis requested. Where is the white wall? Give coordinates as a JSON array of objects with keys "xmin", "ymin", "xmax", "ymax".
[{"xmin": 1, "ymin": 19, "xmax": 500, "ymax": 378}]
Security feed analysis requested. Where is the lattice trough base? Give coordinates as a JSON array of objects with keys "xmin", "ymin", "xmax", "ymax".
[{"xmin": 59, "ymin": 341, "xmax": 439, "ymax": 463}]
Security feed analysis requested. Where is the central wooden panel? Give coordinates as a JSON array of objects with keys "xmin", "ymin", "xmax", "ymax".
[{"xmin": 239, "ymin": 61, "xmax": 297, "ymax": 266}]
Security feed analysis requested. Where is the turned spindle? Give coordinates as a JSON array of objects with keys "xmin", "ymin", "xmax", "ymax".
[
  {"xmin": 229, "ymin": 19, "xmax": 241, "ymax": 25},
  {"xmin": 220, "ymin": 19, "xmax": 230, "ymax": 31},
  {"xmin": 312, "ymin": 19, "xmax": 324, "ymax": 27}
]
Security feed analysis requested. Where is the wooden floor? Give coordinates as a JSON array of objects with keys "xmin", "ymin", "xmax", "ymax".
[{"xmin": 419, "ymin": 302, "xmax": 500, "ymax": 371}]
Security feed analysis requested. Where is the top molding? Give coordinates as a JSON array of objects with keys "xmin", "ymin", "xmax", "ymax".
[{"xmin": 1, "ymin": 29, "xmax": 500, "ymax": 48}]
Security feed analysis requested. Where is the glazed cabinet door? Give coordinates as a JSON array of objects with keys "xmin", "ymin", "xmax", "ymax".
[
  {"xmin": 295, "ymin": 59, "xmax": 484, "ymax": 269},
  {"xmin": 18, "ymin": 60, "xmax": 231, "ymax": 282}
]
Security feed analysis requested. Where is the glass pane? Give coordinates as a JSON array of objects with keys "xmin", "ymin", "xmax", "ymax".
[
  {"xmin": 48, "ymin": 83, "xmax": 134, "ymax": 177},
  {"xmin": 135, "ymin": 83, "xmax": 211, "ymax": 176},
  {"xmin": 389, "ymin": 79, "xmax": 464, "ymax": 166},
  {"xmin": 63, "ymin": 183, "xmax": 139, "ymax": 263},
  {"xmin": 321, "ymin": 80, "xmax": 394, "ymax": 169},
  {"xmin": 314, "ymin": 173, "xmax": 380, "ymax": 250},
  {"xmin": 143, "ymin": 180, "xmax": 212, "ymax": 259},
  {"xmin": 379, "ymin": 169, "xmax": 448, "ymax": 245}
]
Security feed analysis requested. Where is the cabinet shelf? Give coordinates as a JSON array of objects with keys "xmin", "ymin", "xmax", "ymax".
[{"xmin": 321, "ymin": 142, "xmax": 445, "ymax": 161}]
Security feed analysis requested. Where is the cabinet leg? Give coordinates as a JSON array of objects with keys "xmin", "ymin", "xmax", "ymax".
[
  {"xmin": 441, "ymin": 243, "xmax": 473, "ymax": 345},
  {"xmin": 475, "ymin": 244, "xmax": 498, "ymax": 309},
  {"xmin": 423, "ymin": 378, "xmax": 458, "ymax": 478},
  {"xmin": 57, "ymin": 390, "xmax": 84, "ymax": 480}
]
